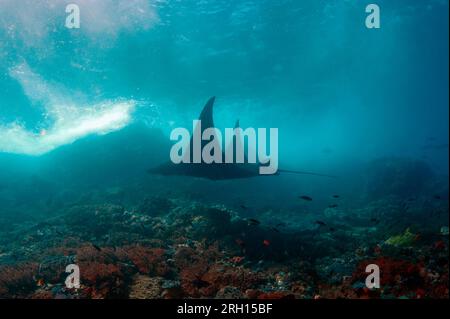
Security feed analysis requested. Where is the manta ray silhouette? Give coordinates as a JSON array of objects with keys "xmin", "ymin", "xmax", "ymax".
[{"xmin": 148, "ymin": 97, "xmax": 335, "ymax": 180}]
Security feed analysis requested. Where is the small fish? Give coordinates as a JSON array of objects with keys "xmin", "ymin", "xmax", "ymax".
[
  {"xmin": 332, "ymin": 195, "xmax": 340, "ymax": 198},
  {"xmin": 315, "ymin": 221, "xmax": 327, "ymax": 227},
  {"xmin": 270, "ymin": 227, "xmax": 280, "ymax": 233},
  {"xmin": 91, "ymin": 244, "xmax": 102, "ymax": 252},
  {"xmin": 240, "ymin": 205, "xmax": 249, "ymax": 210},
  {"xmin": 263, "ymin": 239, "xmax": 271, "ymax": 246},
  {"xmin": 36, "ymin": 278, "xmax": 45, "ymax": 287},
  {"xmin": 433, "ymin": 195, "xmax": 442, "ymax": 200},
  {"xmin": 370, "ymin": 218, "xmax": 380, "ymax": 224},
  {"xmin": 329, "ymin": 227, "xmax": 336, "ymax": 232},
  {"xmin": 299, "ymin": 195, "xmax": 313, "ymax": 201},
  {"xmin": 328, "ymin": 204, "xmax": 338, "ymax": 208},
  {"xmin": 275, "ymin": 222, "xmax": 286, "ymax": 228},
  {"xmin": 248, "ymin": 218, "xmax": 261, "ymax": 226},
  {"xmin": 230, "ymin": 256, "xmax": 245, "ymax": 264}
]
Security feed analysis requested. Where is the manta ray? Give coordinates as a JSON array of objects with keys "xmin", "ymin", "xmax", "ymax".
[{"xmin": 148, "ymin": 97, "xmax": 335, "ymax": 180}]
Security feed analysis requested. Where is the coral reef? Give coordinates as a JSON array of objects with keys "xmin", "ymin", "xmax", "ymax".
[
  {"xmin": 385, "ymin": 228, "xmax": 419, "ymax": 247},
  {"xmin": 129, "ymin": 275, "xmax": 162, "ymax": 299},
  {"xmin": 0, "ymin": 191, "xmax": 448, "ymax": 299},
  {"xmin": 0, "ymin": 263, "xmax": 38, "ymax": 298}
]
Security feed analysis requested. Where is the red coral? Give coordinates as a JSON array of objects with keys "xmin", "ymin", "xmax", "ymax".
[
  {"xmin": 204, "ymin": 264, "xmax": 262, "ymax": 294},
  {"xmin": 79, "ymin": 261, "xmax": 125, "ymax": 299},
  {"xmin": 123, "ymin": 246, "xmax": 169, "ymax": 276},
  {"xmin": 73, "ymin": 245, "xmax": 129, "ymax": 298},
  {"xmin": 314, "ymin": 280, "xmax": 362, "ymax": 299},
  {"xmin": 353, "ymin": 257, "xmax": 425, "ymax": 298},
  {"xmin": 433, "ymin": 241, "xmax": 446, "ymax": 250},
  {"xmin": 179, "ymin": 263, "xmax": 210, "ymax": 298},
  {"xmin": 81, "ymin": 262, "xmax": 122, "ymax": 285},
  {"xmin": 245, "ymin": 289, "xmax": 261, "ymax": 299},
  {"xmin": 0, "ymin": 263, "xmax": 38, "ymax": 298},
  {"xmin": 180, "ymin": 263, "xmax": 262, "ymax": 298},
  {"xmin": 355, "ymin": 257, "xmax": 422, "ymax": 286},
  {"xmin": 174, "ymin": 243, "xmax": 218, "ymax": 297},
  {"xmin": 31, "ymin": 289, "xmax": 54, "ymax": 299},
  {"xmin": 174, "ymin": 242, "xmax": 260, "ymax": 297}
]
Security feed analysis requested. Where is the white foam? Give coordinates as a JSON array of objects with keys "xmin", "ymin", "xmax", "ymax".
[{"xmin": 0, "ymin": 63, "xmax": 135, "ymax": 155}]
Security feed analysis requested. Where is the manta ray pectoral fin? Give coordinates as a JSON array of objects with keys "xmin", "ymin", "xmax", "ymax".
[{"xmin": 277, "ymin": 169, "xmax": 337, "ymax": 178}]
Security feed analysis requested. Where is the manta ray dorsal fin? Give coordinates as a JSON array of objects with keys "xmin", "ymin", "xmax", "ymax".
[
  {"xmin": 184, "ymin": 97, "xmax": 220, "ymax": 162},
  {"xmin": 198, "ymin": 96, "xmax": 216, "ymax": 129}
]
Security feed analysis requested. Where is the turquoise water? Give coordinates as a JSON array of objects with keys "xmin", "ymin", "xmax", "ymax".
[
  {"xmin": 1, "ymin": 0, "xmax": 448, "ymax": 170},
  {"xmin": 0, "ymin": 0, "xmax": 448, "ymax": 299}
]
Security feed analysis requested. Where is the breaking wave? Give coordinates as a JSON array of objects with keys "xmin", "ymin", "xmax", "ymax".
[{"xmin": 0, "ymin": 63, "xmax": 135, "ymax": 155}]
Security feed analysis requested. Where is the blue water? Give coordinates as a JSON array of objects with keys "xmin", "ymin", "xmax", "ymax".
[
  {"xmin": 0, "ymin": 0, "xmax": 448, "ymax": 217},
  {"xmin": 0, "ymin": 0, "xmax": 448, "ymax": 299},
  {"xmin": 0, "ymin": 0, "xmax": 448, "ymax": 168},
  {"xmin": 0, "ymin": 1, "xmax": 448, "ymax": 202}
]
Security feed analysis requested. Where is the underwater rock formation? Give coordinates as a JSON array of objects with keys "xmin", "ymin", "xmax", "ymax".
[
  {"xmin": 0, "ymin": 189, "xmax": 448, "ymax": 299},
  {"xmin": 129, "ymin": 275, "xmax": 162, "ymax": 299},
  {"xmin": 364, "ymin": 157, "xmax": 434, "ymax": 199}
]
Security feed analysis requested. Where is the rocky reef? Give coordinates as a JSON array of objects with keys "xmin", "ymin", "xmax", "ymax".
[{"xmin": 0, "ymin": 189, "xmax": 448, "ymax": 299}]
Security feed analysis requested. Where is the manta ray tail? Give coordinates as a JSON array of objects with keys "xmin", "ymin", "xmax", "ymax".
[{"xmin": 278, "ymin": 169, "xmax": 337, "ymax": 178}]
